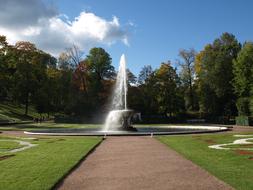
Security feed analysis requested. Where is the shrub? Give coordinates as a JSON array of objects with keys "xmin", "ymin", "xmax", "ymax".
[
  {"xmin": 236, "ymin": 116, "xmax": 253, "ymax": 126},
  {"xmin": 250, "ymin": 96, "xmax": 253, "ymax": 116},
  {"xmin": 236, "ymin": 97, "xmax": 250, "ymax": 116}
]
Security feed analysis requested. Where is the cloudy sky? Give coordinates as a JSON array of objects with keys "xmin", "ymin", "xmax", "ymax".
[
  {"xmin": 1, "ymin": 0, "xmax": 253, "ymax": 74},
  {"xmin": 0, "ymin": 0, "xmax": 129, "ymax": 56}
]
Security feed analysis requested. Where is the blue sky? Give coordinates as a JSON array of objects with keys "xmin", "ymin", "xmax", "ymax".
[
  {"xmin": 52, "ymin": 0, "xmax": 253, "ymax": 75},
  {"xmin": 1, "ymin": 0, "xmax": 253, "ymax": 75}
]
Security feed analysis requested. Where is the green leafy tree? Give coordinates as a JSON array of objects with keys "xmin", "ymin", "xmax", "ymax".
[
  {"xmin": 13, "ymin": 41, "xmax": 39, "ymax": 115},
  {"xmin": 177, "ymin": 48, "xmax": 197, "ymax": 110},
  {"xmin": 233, "ymin": 42, "xmax": 253, "ymax": 97},
  {"xmin": 154, "ymin": 62, "xmax": 183, "ymax": 116},
  {"xmin": 127, "ymin": 69, "xmax": 137, "ymax": 85},
  {"xmin": 0, "ymin": 35, "xmax": 10, "ymax": 99},
  {"xmin": 33, "ymin": 63, "xmax": 60, "ymax": 117},
  {"xmin": 138, "ymin": 71, "xmax": 158, "ymax": 114},
  {"xmin": 250, "ymin": 88, "xmax": 253, "ymax": 115},
  {"xmin": 0, "ymin": 36, "xmax": 19, "ymax": 100},
  {"xmin": 135, "ymin": 66, "xmax": 156, "ymax": 114},
  {"xmin": 86, "ymin": 47, "xmax": 114, "ymax": 80},
  {"xmin": 233, "ymin": 42, "xmax": 253, "ymax": 115},
  {"xmin": 196, "ymin": 33, "xmax": 241, "ymax": 116},
  {"xmin": 138, "ymin": 65, "xmax": 153, "ymax": 84},
  {"xmin": 85, "ymin": 48, "xmax": 115, "ymax": 112}
]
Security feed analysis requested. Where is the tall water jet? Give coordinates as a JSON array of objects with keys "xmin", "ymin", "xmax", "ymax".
[
  {"xmin": 112, "ymin": 54, "xmax": 128, "ymax": 110},
  {"xmin": 103, "ymin": 54, "xmax": 136, "ymax": 131}
]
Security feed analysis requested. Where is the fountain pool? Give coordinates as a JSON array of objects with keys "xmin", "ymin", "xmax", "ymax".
[{"xmin": 25, "ymin": 54, "xmax": 228, "ymax": 136}]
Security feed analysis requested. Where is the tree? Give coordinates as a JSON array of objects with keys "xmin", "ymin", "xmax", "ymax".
[
  {"xmin": 233, "ymin": 42, "xmax": 253, "ymax": 115},
  {"xmin": 138, "ymin": 71, "xmax": 158, "ymax": 114},
  {"xmin": 32, "ymin": 53, "xmax": 59, "ymax": 117},
  {"xmin": 58, "ymin": 52, "xmax": 71, "ymax": 70},
  {"xmin": 135, "ymin": 66, "xmax": 156, "ymax": 114},
  {"xmin": 154, "ymin": 62, "xmax": 183, "ymax": 116},
  {"xmin": 84, "ymin": 48, "xmax": 115, "ymax": 112},
  {"xmin": 66, "ymin": 45, "xmax": 84, "ymax": 69},
  {"xmin": 13, "ymin": 42, "xmax": 54, "ymax": 115},
  {"xmin": 127, "ymin": 69, "xmax": 137, "ymax": 85},
  {"xmin": 86, "ymin": 47, "xmax": 114, "ymax": 80},
  {"xmin": 0, "ymin": 35, "xmax": 11, "ymax": 99},
  {"xmin": 195, "ymin": 33, "xmax": 241, "ymax": 116},
  {"xmin": 14, "ymin": 41, "xmax": 39, "ymax": 115},
  {"xmin": 177, "ymin": 48, "xmax": 197, "ymax": 110},
  {"xmin": 72, "ymin": 60, "xmax": 89, "ymax": 93},
  {"xmin": 233, "ymin": 42, "xmax": 253, "ymax": 97},
  {"xmin": 39, "ymin": 51, "xmax": 57, "ymax": 68},
  {"xmin": 250, "ymin": 88, "xmax": 253, "ymax": 115},
  {"xmin": 58, "ymin": 68, "xmax": 72, "ymax": 112},
  {"xmin": 58, "ymin": 45, "xmax": 84, "ymax": 70},
  {"xmin": 138, "ymin": 65, "xmax": 153, "ymax": 84}
]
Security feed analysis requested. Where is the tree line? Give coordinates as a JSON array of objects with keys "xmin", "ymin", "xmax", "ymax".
[{"xmin": 0, "ymin": 32, "xmax": 252, "ymax": 122}]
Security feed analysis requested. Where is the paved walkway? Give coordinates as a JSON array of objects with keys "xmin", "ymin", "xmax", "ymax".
[{"xmin": 57, "ymin": 136, "xmax": 233, "ymax": 190}]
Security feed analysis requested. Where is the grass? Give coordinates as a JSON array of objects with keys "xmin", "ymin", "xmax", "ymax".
[
  {"xmin": 0, "ymin": 102, "xmax": 48, "ymax": 122},
  {"xmin": 0, "ymin": 122, "xmax": 102, "ymax": 131},
  {"xmin": 0, "ymin": 135, "xmax": 102, "ymax": 190},
  {"xmin": 225, "ymin": 143, "xmax": 253, "ymax": 149},
  {"xmin": 0, "ymin": 122, "xmax": 176, "ymax": 131},
  {"xmin": 0, "ymin": 140, "xmax": 24, "ymax": 152},
  {"xmin": 157, "ymin": 133, "xmax": 253, "ymax": 190}
]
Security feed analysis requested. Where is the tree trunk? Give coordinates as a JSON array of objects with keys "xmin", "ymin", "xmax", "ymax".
[
  {"xmin": 188, "ymin": 65, "xmax": 194, "ymax": 110},
  {"xmin": 189, "ymin": 83, "xmax": 194, "ymax": 110},
  {"xmin": 25, "ymin": 93, "xmax": 29, "ymax": 115}
]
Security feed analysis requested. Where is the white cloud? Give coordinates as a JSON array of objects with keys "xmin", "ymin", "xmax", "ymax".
[{"xmin": 0, "ymin": 0, "xmax": 129, "ymax": 56}]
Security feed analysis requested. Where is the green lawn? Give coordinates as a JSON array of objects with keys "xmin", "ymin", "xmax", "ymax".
[
  {"xmin": 0, "ymin": 135, "xmax": 102, "ymax": 190},
  {"xmin": 0, "ymin": 123, "xmax": 175, "ymax": 131},
  {"xmin": 0, "ymin": 140, "xmax": 24, "ymax": 152},
  {"xmin": 0, "ymin": 102, "xmax": 48, "ymax": 122},
  {"xmin": 158, "ymin": 133, "xmax": 253, "ymax": 190},
  {"xmin": 0, "ymin": 122, "xmax": 102, "ymax": 131}
]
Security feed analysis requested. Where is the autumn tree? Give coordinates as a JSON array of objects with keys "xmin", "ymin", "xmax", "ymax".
[
  {"xmin": 66, "ymin": 45, "xmax": 84, "ymax": 69},
  {"xmin": 72, "ymin": 60, "xmax": 90, "ymax": 93},
  {"xmin": 58, "ymin": 52, "xmax": 71, "ymax": 70}
]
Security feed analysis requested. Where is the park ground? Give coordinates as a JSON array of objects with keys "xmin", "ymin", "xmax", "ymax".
[
  {"xmin": 1, "ymin": 103, "xmax": 253, "ymax": 189},
  {"xmin": 1, "ymin": 123, "xmax": 253, "ymax": 190}
]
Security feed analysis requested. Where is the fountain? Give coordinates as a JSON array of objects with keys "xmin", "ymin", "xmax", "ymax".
[
  {"xmin": 103, "ymin": 54, "xmax": 137, "ymax": 132},
  {"xmin": 24, "ymin": 54, "xmax": 229, "ymax": 136}
]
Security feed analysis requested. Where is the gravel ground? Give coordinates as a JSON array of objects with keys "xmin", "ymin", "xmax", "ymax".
[{"xmin": 57, "ymin": 136, "xmax": 233, "ymax": 190}]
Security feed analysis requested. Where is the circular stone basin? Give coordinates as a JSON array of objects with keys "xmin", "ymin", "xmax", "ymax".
[{"xmin": 24, "ymin": 125, "xmax": 228, "ymax": 136}]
